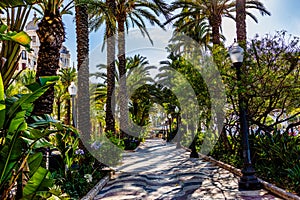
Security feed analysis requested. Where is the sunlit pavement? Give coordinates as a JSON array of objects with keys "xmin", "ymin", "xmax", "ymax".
[{"xmin": 94, "ymin": 139, "xmax": 282, "ymax": 200}]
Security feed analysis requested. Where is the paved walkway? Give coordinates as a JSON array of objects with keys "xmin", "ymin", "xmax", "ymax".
[{"xmin": 94, "ymin": 139, "xmax": 282, "ymax": 200}]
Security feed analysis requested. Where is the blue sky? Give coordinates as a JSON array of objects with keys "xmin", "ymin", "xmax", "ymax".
[{"xmin": 61, "ymin": 0, "xmax": 300, "ymax": 70}]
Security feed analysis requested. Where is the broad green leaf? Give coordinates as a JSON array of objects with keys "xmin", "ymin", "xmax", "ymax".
[
  {"xmin": 10, "ymin": 31, "xmax": 31, "ymax": 46},
  {"xmin": 0, "ymin": 25, "xmax": 7, "ymax": 33},
  {"xmin": 28, "ymin": 152, "xmax": 43, "ymax": 176},
  {"xmin": 38, "ymin": 76, "xmax": 59, "ymax": 87},
  {"xmin": 22, "ymin": 128, "xmax": 55, "ymax": 140},
  {"xmin": 0, "ymin": 0, "xmax": 40, "ymax": 8},
  {"xmin": 23, "ymin": 167, "xmax": 53, "ymax": 198},
  {"xmin": 22, "ymin": 137, "xmax": 52, "ymax": 149},
  {"xmin": 26, "ymin": 76, "xmax": 59, "ymax": 92},
  {"xmin": 6, "ymin": 82, "xmax": 55, "ymax": 127},
  {"xmin": 7, "ymin": 111, "xmax": 27, "ymax": 134},
  {"xmin": 0, "ymin": 72, "xmax": 5, "ymax": 129},
  {"xmin": 0, "ymin": 137, "xmax": 23, "ymax": 184}
]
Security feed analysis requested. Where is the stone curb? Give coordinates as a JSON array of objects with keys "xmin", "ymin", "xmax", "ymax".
[
  {"xmin": 180, "ymin": 144, "xmax": 300, "ymax": 199},
  {"xmin": 199, "ymin": 154, "xmax": 300, "ymax": 200},
  {"xmin": 81, "ymin": 175, "xmax": 110, "ymax": 200}
]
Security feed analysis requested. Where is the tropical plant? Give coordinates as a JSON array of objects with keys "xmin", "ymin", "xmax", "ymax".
[
  {"xmin": 75, "ymin": 0, "xmax": 92, "ymax": 146},
  {"xmin": 0, "ymin": 73, "xmax": 63, "ymax": 199},
  {"xmin": 236, "ymin": 0, "xmax": 246, "ymax": 43},
  {"xmin": 0, "ymin": 0, "xmax": 39, "ymax": 8},
  {"xmin": 5, "ymin": 69, "xmax": 36, "ymax": 96},
  {"xmin": 87, "ymin": 0, "xmax": 116, "ymax": 133},
  {"xmin": 88, "ymin": 0, "xmax": 170, "ymax": 134},
  {"xmin": 0, "ymin": 5, "xmax": 33, "ymax": 89},
  {"xmin": 166, "ymin": 0, "xmax": 270, "ymax": 46},
  {"xmin": 58, "ymin": 67, "xmax": 76, "ymax": 124},
  {"xmin": 33, "ymin": 0, "xmax": 73, "ymax": 115},
  {"xmin": 251, "ymin": 130, "xmax": 300, "ymax": 194}
]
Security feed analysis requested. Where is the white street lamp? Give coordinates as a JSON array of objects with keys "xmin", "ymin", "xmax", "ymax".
[
  {"xmin": 229, "ymin": 42, "xmax": 244, "ymax": 64},
  {"xmin": 229, "ymin": 42, "xmax": 260, "ymax": 190},
  {"xmin": 68, "ymin": 82, "xmax": 77, "ymax": 127}
]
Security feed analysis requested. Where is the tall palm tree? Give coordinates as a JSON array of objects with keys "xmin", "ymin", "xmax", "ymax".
[
  {"xmin": 167, "ymin": 0, "xmax": 270, "ymax": 46},
  {"xmin": 33, "ymin": 0, "xmax": 73, "ymax": 115},
  {"xmin": 88, "ymin": 0, "xmax": 116, "ymax": 133},
  {"xmin": 236, "ymin": 0, "xmax": 246, "ymax": 43},
  {"xmin": 91, "ymin": 54, "xmax": 155, "ymax": 132},
  {"xmin": 59, "ymin": 67, "xmax": 76, "ymax": 124},
  {"xmin": 75, "ymin": 0, "xmax": 92, "ymax": 144},
  {"xmin": 89, "ymin": 0, "xmax": 170, "ymax": 135},
  {"xmin": 116, "ymin": 0, "xmax": 169, "ymax": 135}
]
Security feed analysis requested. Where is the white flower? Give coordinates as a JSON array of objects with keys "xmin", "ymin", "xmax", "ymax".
[{"xmin": 84, "ymin": 174, "xmax": 93, "ymax": 183}]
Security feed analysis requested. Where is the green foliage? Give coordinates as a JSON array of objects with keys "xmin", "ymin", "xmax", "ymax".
[
  {"xmin": 287, "ymin": 164, "xmax": 300, "ymax": 192},
  {"xmin": 105, "ymin": 130, "xmax": 124, "ymax": 149},
  {"xmin": 210, "ymin": 135, "xmax": 243, "ymax": 168},
  {"xmin": 0, "ymin": 73, "xmax": 61, "ymax": 199},
  {"xmin": 0, "ymin": 5, "xmax": 33, "ymax": 89},
  {"xmin": 48, "ymin": 123, "xmax": 80, "ymax": 172},
  {"xmin": 0, "ymin": 0, "xmax": 39, "ymax": 8},
  {"xmin": 0, "ymin": 25, "xmax": 31, "ymax": 51},
  {"xmin": 251, "ymin": 130, "xmax": 300, "ymax": 194},
  {"xmin": 52, "ymin": 160, "xmax": 105, "ymax": 199}
]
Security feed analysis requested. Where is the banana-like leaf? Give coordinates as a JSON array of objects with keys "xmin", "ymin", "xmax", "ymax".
[
  {"xmin": 22, "ymin": 166, "xmax": 54, "ymax": 198},
  {"xmin": 27, "ymin": 152, "xmax": 43, "ymax": 176},
  {"xmin": 0, "ymin": 135, "xmax": 23, "ymax": 185},
  {"xmin": 0, "ymin": 25, "xmax": 8, "ymax": 33},
  {"xmin": 26, "ymin": 76, "xmax": 59, "ymax": 92},
  {"xmin": 7, "ymin": 110, "xmax": 27, "ymax": 136},
  {"xmin": 38, "ymin": 76, "xmax": 60, "ymax": 87},
  {"xmin": 0, "ymin": 72, "xmax": 5, "ymax": 129},
  {"xmin": 0, "ymin": 0, "xmax": 39, "ymax": 8},
  {"xmin": 9, "ymin": 31, "xmax": 31, "ymax": 51},
  {"xmin": 5, "ymin": 82, "xmax": 55, "ymax": 128}
]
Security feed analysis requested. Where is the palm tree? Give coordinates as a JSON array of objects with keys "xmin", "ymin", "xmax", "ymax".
[
  {"xmin": 75, "ymin": 0, "xmax": 92, "ymax": 145},
  {"xmin": 116, "ymin": 0, "xmax": 169, "ymax": 135},
  {"xmin": 91, "ymin": 54, "xmax": 155, "ymax": 133},
  {"xmin": 89, "ymin": 0, "xmax": 170, "ymax": 134},
  {"xmin": 167, "ymin": 0, "xmax": 270, "ymax": 46},
  {"xmin": 0, "ymin": 5, "xmax": 32, "ymax": 89},
  {"xmin": 236, "ymin": 0, "xmax": 246, "ymax": 43},
  {"xmin": 88, "ymin": 0, "xmax": 116, "ymax": 133},
  {"xmin": 58, "ymin": 67, "xmax": 76, "ymax": 124},
  {"xmin": 33, "ymin": 0, "xmax": 73, "ymax": 115}
]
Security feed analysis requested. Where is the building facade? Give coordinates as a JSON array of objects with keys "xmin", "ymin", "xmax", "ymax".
[{"xmin": 18, "ymin": 13, "xmax": 71, "ymax": 71}]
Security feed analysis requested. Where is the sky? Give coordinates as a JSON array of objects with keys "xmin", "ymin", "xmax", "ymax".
[{"xmin": 60, "ymin": 0, "xmax": 300, "ymax": 72}]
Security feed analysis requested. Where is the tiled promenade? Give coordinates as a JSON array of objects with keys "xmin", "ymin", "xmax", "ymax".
[{"xmin": 94, "ymin": 139, "xmax": 282, "ymax": 200}]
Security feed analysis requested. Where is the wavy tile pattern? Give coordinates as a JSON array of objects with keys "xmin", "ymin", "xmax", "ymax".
[{"xmin": 94, "ymin": 139, "xmax": 281, "ymax": 200}]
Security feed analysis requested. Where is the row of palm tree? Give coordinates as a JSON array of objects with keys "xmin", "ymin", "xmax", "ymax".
[
  {"xmin": 2, "ymin": 0, "xmax": 270, "ymax": 138},
  {"xmin": 87, "ymin": 0, "xmax": 170, "ymax": 134},
  {"xmin": 166, "ymin": 0, "xmax": 270, "ymax": 48}
]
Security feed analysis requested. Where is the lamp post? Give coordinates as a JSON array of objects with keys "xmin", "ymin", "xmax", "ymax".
[
  {"xmin": 68, "ymin": 81, "xmax": 77, "ymax": 127},
  {"xmin": 174, "ymin": 106, "xmax": 181, "ymax": 148},
  {"xmin": 167, "ymin": 114, "xmax": 172, "ymax": 142},
  {"xmin": 165, "ymin": 118, "xmax": 169, "ymax": 141},
  {"xmin": 229, "ymin": 42, "xmax": 260, "ymax": 190}
]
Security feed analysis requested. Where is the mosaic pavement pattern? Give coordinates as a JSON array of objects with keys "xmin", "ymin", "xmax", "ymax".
[{"xmin": 94, "ymin": 139, "xmax": 282, "ymax": 200}]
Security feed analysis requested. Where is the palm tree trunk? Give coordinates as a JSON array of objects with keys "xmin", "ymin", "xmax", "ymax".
[
  {"xmin": 76, "ymin": 4, "xmax": 91, "ymax": 142},
  {"xmin": 64, "ymin": 98, "xmax": 71, "ymax": 125},
  {"xmin": 236, "ymin": 0, "xmax": 246, "ymax": 43},
  {"xmin": 209, "ymin": 15, "xmax": 221, "ymax": 46},
  {"xmin": 118, "ymin": 16, "xmax": 128, "ymax": 138},
  {"xmin": 105, "ymin": 0, "xmax": 116, "ymax": 134},
  {"xmin": 33, "ymin": 13, "xmax": 65, "ymax": 115}
]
